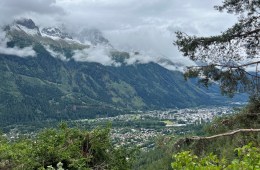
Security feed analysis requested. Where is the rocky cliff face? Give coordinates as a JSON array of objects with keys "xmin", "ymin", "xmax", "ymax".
[{"xmin": 15, "ymin": 19, "xmax": 38, "ymax": 29}]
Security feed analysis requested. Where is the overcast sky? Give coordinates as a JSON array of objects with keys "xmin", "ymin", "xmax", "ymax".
[{"xmin": 0, "ymin": 0, "xmax": 238, "ymax": 66}]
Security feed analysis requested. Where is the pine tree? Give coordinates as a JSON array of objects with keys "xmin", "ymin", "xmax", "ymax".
[{"xmin": 175, "ymin": 0, "xmax": 260, "ymax": 97}]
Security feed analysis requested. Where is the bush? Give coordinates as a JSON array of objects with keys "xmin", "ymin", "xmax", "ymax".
[
  {"xmin": 171, "ymin": 143, "xmax": 260, "ymax": 170},
  {"xmin": 0, "ymin": 123, "xmax": 134, "ymax": 170}
]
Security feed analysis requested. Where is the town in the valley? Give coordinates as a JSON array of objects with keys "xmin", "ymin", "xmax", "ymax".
[
  {"xmin": 77, "ymin": 106, "xmax": 239, "ymax": 150},
  {"xmin": 4, "ymin": 105, "xmax": 242, "ymax": 151}
]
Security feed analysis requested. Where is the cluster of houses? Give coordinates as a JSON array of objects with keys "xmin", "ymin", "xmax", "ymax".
[{"xmin": 108, "ymin": 106, "xmax": 234, "ymax": 149}]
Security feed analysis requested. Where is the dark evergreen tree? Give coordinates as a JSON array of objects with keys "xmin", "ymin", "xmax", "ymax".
[{"xmin": 175, "ymin": 0, "xmax": 260, "ymax": 96}]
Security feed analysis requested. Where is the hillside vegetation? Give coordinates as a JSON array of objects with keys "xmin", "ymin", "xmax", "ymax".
[{"xmin": 0, "ymin": 123, "xmax": 136, "ymax": 170}]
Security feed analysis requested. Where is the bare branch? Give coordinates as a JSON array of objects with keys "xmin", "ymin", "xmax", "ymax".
[
  {"xmin": 188, "ymin": 61, "xmax": 260, "ymax": 69},
  {"xmin": 190, "ymin": 129, "xmax": 260, "ymax": 140}
]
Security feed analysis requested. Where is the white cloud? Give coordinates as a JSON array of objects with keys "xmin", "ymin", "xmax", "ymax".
[
  {"xmin": 0, "ymin": 32, "xmax": 36, "ymax": 57},
  {"xmin": 72, "ymin": 45, "xmax": 120, "ymax": 66},
  {"xmin": 105, "ymin": 25, "xmax": 195, "ymax": 67},
  {"xmin": 126, "ymin": 52, "xmax": 157, "ymax": 65},
  {"xmin": 44, "ymin": 45, "xmax": 67, "ymax": 61},
  {"xmin": 0, "ymin": 46, "xmax": 36, "ymax": 57}
]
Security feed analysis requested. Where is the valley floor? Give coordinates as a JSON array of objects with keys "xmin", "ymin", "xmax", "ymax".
[{"xmin": 3, "ymin": 105, "xmax": 240, "ymax": 151}]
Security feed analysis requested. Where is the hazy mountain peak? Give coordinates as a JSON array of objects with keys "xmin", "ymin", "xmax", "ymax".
[
  {"xmin": 15, "ymin": 18, "xmax": 37, "ymax": 30},
  {"xmin": 10, "ymin": 18, "xmax": 41, "ymax": 36},
  {"xmin": 75, "ymin": 28, "xmax": 110, "ymax": 46},
  {"xmin": 41, "ymin": 27, "xmax": 73, "ymax": 40}
]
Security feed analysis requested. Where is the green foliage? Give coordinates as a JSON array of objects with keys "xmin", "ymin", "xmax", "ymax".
[
  {"xmin": 171, "ymin": 143, "xmax": 260, "ymax": 170},
  {"xmin": 172, "ymin": 151, "xmax": 224, "ymax": 170},
  {"xmin": 0, "ymin": 124, "xmax": 134, "ymax": 170},
  {"xmin": 133, "ymin": 136, "xmax": 177, "ymax": 170},
  {"xmin": 245, "ymin": 96, "xmax": 260, "ymax": 113}
]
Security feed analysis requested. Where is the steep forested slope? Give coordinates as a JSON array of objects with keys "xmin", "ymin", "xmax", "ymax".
[{"xmin": 0, "ymin": 19, "xmax": 246, "ymax": 125}]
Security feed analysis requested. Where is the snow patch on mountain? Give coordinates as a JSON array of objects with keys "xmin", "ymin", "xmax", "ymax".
[
  {"xmin": 12, "ymin": 24, "xmax": 41, "ymax": 36},
  {"xmin": 41, "ymin": 27, "xmax": 72, "ymax": 40}
]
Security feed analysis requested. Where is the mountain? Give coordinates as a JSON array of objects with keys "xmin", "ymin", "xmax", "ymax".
[
  {"xmin": 41, "ymin": 27, "xmax": 73, "ymax": 40},
  {"xmin": 5, "ymin": 18, "xmax": 41, "ymax": 36},
  {"xmin": 0, "ymin": 19, "xmax": 247, "ymax": 126},
  {"xmin": 74, "ymin": 28, "xmax": 110, "ymax": 45}
]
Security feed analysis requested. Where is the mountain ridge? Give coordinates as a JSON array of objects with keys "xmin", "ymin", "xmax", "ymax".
[{"xmin": 0, "ymin": 19, "xmax": 247, "ymax": 126}]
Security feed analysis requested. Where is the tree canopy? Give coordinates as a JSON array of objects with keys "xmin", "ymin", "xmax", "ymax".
[{"xmin": 175, "ymin": 0, "xmax": 260, "ymax": 96}]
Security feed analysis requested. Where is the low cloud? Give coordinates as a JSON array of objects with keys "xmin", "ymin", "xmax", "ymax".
[
  {"xmin": 0, "ymin": 32, "xmax": 36, "ymax": 57},
  {"xmin": 44, "ymin": 45, "xmax": 68, "ymax": 61},
  {"xmin": 72, "ymin": 45, "xmax": 120, "ymax": 66},
  {"xmin": 126, "ymin": 52, "xmax": 157, "ymax": 65},
  {"xmin": 105, "ymin": 25, "xmax": 195, "ymax": 68},
  {"xmin": 0, "ymin": 46, "xmax": 36, "ymax": 57},
  {"xmin": 71, "ymin": 44, "xmax": 191, "ymax": 72}
]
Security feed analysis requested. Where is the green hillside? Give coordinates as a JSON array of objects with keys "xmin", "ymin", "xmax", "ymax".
[{"xmin": 0, "ymin": 25, "xmax": 244, "ymax": 126}]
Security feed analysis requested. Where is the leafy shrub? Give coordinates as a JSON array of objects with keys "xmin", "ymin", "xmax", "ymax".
[
  {"xmin": 0, "ymin": 123, "xmax": 134, "ymax": 170},
  {"xmin": 171, "ymin": 143, "xmax": 260, "ymax": 170}
]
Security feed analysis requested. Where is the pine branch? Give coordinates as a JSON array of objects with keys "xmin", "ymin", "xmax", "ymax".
[{"xmin": 234, "ymin": 28, "xmax": 260, "ymax": 38}]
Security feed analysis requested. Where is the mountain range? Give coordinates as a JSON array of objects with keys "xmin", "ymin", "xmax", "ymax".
[{"xmin": 0, "ymin": 19, "xmax": 247, "ymax": 126}]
